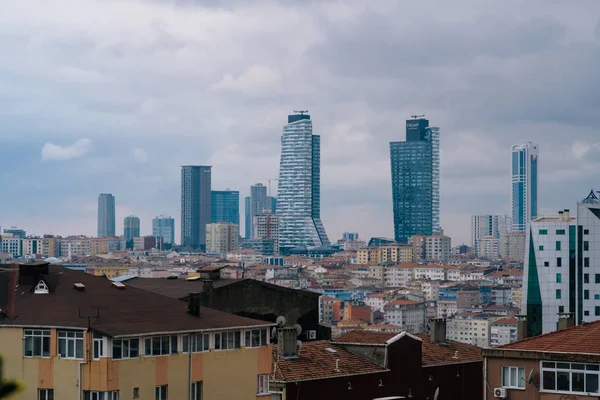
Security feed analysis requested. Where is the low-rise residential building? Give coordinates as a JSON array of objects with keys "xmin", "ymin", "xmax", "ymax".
[
  {"xmin": 357, "ymin": 244, "xmax": 413, "ymax": 265},
  {"xmin": 483, "ymin": 320, "xmax": 600, "ymax": 399},
  {"xmin": 490, "ymin": 317, "xmax": 518, "ymax": 347},
  {"xmin": 0, "ymin": 262, "xmax": 274, "ymax": 400},
  {"xmin": 425, "ymin": 234, "xmax": 451, "ymax": 262},
  {"xmin": 384, "ymin": 300, "xmax": 426, "ymax": 333}
]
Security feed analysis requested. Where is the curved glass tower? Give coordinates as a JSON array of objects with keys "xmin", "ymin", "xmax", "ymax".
[
  {"xmin": 511, "ymin": 142, "xmax": 539, "ymax": 232},
  {"xmin": 276, "ymin": 112, "xmax": 330, "ymax": 254}
]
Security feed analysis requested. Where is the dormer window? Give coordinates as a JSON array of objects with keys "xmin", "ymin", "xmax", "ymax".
[{"xmin": 34, "ymin": 280, "xmax": 49, "ymax": 294}]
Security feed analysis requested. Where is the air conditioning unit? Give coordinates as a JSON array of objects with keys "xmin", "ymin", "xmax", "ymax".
[
  {"xmin": 307, "ymin": 330, "xmax": 317, "ymax": 340},
  {"xmin": 493, "ymin": 388, "xmax": 506, "ymax": 398}
]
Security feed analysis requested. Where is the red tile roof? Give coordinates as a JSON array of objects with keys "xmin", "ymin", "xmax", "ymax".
[
  {"xmin": 334, "ymin": 330, "xmax": 483, "ymax": 367},
  {"xmin": 385, "ymin": 299, "xmax": 421, "ymax": 306},
  {"xmin": 500, "ymin": 320, "xmax": 600, "ymax": 354},
  {"xmin": 492, "ymin": 317, "xmax": 518, "ymax": 326},
  {"xmin": 271, "ymin": 341, "xmax": 388, "ymax": 382}
]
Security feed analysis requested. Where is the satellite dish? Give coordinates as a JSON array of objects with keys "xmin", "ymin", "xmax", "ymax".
[
  {"xmin": 276, "ymin": 316, "xmax": 286, "ymax": 327},
  {"xmin": 528, "ymin": 369, "xmax": 535, "ymax": 384},
  {"xmin": 294, "ymin": 324, "xmax": 303, "ymax": 336},
  {"xmin": 296, "ymin": 340, "xmax": 303, "ymax": 349},
  {"xmin": 433, "ymin": 387, "xmax": 440, "ymax": 400},
  {"xmin": 271, "ymin": 327, "xmax": 277, "ymax": 338}
]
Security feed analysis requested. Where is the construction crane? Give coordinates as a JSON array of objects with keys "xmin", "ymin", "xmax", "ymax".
[
  {"xmin": 293, "ymin": 110, "xmax": 309, "ymax": 115},
  {"xmin": 261, "ymin": 178, "xmax": 279, "ymax": 198},
  {"xmin": 410, "ymin": 114, "xmax": 425, "ymax": 119}
]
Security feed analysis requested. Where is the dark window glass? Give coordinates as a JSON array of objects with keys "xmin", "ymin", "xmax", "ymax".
[
  {"xmin": 557, "ymin": 257, "xmax": 562, "ymax": 267},
  {"xmin": 113, "ymin": 340, "xmax": 122, "ymax": 359},
  {"xmin": 542, "ymin": 370, "xmax": 556, "ymax": 390},
  {"xmin": 587, "ymin": 373, "xmax": 599, "ymax": 393},
  {"xmin": 557, "ymin": 371, "xmax": 570, "ymax": 391},
  {"xmin": 572, "ymin": 372, "xmax": 585, "ymax": 392},
  {"xmin": 585, "ymin": 274, "xmax": 590, "ymax": 284}
]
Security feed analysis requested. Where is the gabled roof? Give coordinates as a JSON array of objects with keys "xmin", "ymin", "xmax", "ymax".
[
  {"xmin": 1, "ymin": 265, "xmax": 272, "ymax": 337},
  {"xmin": 499, "ymin": 320, "xmax": 600, "ymax": 354},
  {"xmin": 271, "ymin": 341, "xmax": 388, "ymax": 382},
  {"xmin": 333, "ymin": 330, "xmax": 483, "ymax": 367}
]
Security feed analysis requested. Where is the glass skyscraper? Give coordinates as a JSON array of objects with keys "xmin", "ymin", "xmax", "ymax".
[
  {"xmin": 511, "ymin": 142, "xmax": 539, "ymax": 232},
  {"xmin": 181, "ymin": 165, "xmax": 211, "ymax": 250},
  {"xmin": 276, "ymin": 112, "xmax": 330, "ymax": 254},
  {"xmin": 247, "ymin": 183, "xmax": 268, "ymax": 239},
  {"xmin": 244, "ymin": 196, "xmax": 251, "ymax": 239},
  {"xmin": 211, "ymin": 190, "xmax": 240, "ymax": 225},
  {"xmin": 390, "ymin": 118, "xmax": 440, "ymax": 243},
  {"xmin": 123, "ymin": 215, "xmax": 140, "ymax": 242},
  {"xmin": 97, "ymin": 193, "xmax": 116, "ymax": 238},
  {"xmin": 152, "ymin": 215, "xmax": 175, "ymax": 245}
]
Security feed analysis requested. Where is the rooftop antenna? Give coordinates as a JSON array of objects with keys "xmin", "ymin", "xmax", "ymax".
[
  {"xmin": 293, "ymin": 110, "xmax": 309, "ymax": 115},
  {"xmin": 410, "ymin": 114, "xmax": 425, "ymax": 119}
]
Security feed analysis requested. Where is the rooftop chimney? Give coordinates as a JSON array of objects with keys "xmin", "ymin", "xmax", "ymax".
[
  {"xmin": 277, "ymin": 327, "xmax": 298, "ymax": 359},
  {"xmin": 557, "ymin": 312, "xmax": 575, "ymax": 331},
  {"xmin": 517, "ymin": 315, "xmax": 527, "ymax": 341},
  {"xmin": 429, "ymin": 318, "xmax": 446, "ymax": 344},
  {"xmin": 188, "ymin": 292, "xmax": 201, "ymax": 316}
]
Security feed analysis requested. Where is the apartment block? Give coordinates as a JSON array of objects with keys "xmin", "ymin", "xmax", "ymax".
[
  {"xmin": 424, "ymin": 234, "xmax": 451, "ymax": 262},
  {"xmin": 356, "ymin": 244, "xmax": 413, "ymax": 265},
  {"xmin": 499, "ymin": 231, "xmax": 526, "ymax": 262},
  {"xmin": 384, "ymin": 299, "xmax": 426, "ymax": 333},
  {"xmin": 0, "ymin": 263, "xmax": 273, "ymax": 400},
  {"xmin": 0, "ymin": 235, "xmax": 22, "ymax": 258},
  {"xmin": 447, "ymin": 312, "xmax": 491, "ymax": 347},
  {"xmin": 489, "ymin": 317, "xmax": 518, "ymax": 347},
  {"xmin": 477, "ymin": 236, "xmax": 499, "ymax": 259},
  {"xmin": 206, "ymin": 223, "xmax": 239, "ymax": 255}
]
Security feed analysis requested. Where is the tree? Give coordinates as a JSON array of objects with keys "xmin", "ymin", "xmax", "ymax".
[{"xmin": 0, "ymin": 355, "xmax": 22, "ymax": 398}]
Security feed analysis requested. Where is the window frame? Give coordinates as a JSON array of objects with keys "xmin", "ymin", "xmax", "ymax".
[
  {"xmin": 257, "ymin": 374, "xmax": 270, "ymax": 395},
  {"xmin": 155, "ymin": 385, "xmax": 168, "ymax": 400},
  {"xmin": 58, "ymin": 330, "xmax": 85, "ymax": 359},
  {"xmin": 112, "ymin": 338, "xmax": 140, "ymax": 360},
  {"xmin": 501, "ymin": 366, "xmax": 525, "ymax": 389},
  {"xmin": 83, "ymin": 392, "xmax": 119, "ymax": 400},
  {"xmin": 245, "ymin": 329, "xmax": 268, "ymax": 348},
  {"xmin": 540, "ymin": 361, "xmax": 600, "ymax": 395},
  {"xmin": 144, "ymin": 336, "xmax": 177, "ymax": 357},
  {"xmin": 24, "ymin": 329, "xmax": 51, "ymax": 358},
  {"xmin": 214, "ymin": 331, "xmax": 241, "ymax": 351},
  {"xmin": 38, "ymin": 389, "xmax": 54, "ymax": 400},
  {"xmin": 191, "ymin": 381, "xmax": 202, "ymax": 400},
  {"xmin": 190, "ymin": 333, "xmax": 210, "ymax": 353}
]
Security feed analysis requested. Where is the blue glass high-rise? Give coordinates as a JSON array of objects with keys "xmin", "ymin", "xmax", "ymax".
[
  {"xmin": 244, "ymin": 196, "xmax": 251, "ymax": 239},
  {"xmin": 276, "ymin": 112, "xmax": 330, "ymax": 254},
  {"xmin": 181, "ymin": 165, "xmax": 211, "ymax": 250},
  {"xmin": 511, "ymin": 142, "xmax": 539, "ymax": 232},
  {"xmin": 152, "ymin": 215, "xmax": 175, "ymax": 245},
  {"xmin": 98, "ymin": 193, "xmax": 116, "ymax": 238},
  {"xmin": 390, "ymin": 118, "xmax": 440, "ymax": 243},
  {"xmin": 211, "ymin": 190, "xmax": 240, "ymax": 225},
  {"xmin": 123, "ymin": 215, "xmax": 140, "ymax": 242}
]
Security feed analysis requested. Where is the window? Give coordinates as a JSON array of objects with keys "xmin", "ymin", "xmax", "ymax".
[
  {"xmin": 155, "ymin": 385, "xmax": 167, "ymax": 400},
  {"xmin": 191, "ymin": 334, "xmax": 210, "ymax": 353},
  {"xmin": 539, "ymin": 229, "xmax": 548, "ymax": 235},
  {"xmin": 214, "ymin": 331, "xmax": 241, "ymax": 350},
  {"xmin": 39, "ymin": 389, "xmax": 54, "ymax": 400},
  {"xmin": 257, "ymin": 374, "xmax": 269, "ymax": 395},
  {"xmin": 596, "ymin": 275, "xmax": 600, "ymax": 284},
  {"xmin": 585, "ymin": 290, "xmax": 590, "ymax": 300},
  {"xmin": 557, "ymin": 257, "xmax": 562, "ymax": 267},
  {"xmin": 556, "ymin": 229, "xmax": 566, "ymax": 235},
  {"xmin": 584, "ymin": 241, "xmax": 589, "ymax": 251},
  {"xmin": 84, "ymin": 392, "xmax": 119, "ymax": 400},
  {"xmin": 245, "ymin": 329, "xmax": 268, "ymax": 348},
  {"xmin": 191, "ymin": 382, "xmax": 202, "ymax": 400},
  {"xmin": 539, "ymin": 245, "xmax": 544, "ymax": 251},
  {"xmin": 93, "ymin": 333, "xmax": 104, "ymax": 360},
  {"xmin": 584, "ymin": 229, "xmax": 590, "ymax": 234},
  {"xmin": 556, "ymin": 290, "xmax": 562, "ymax": 299},
  {"xmin": 596, "ymin": 307, "xmax": 600, "ymax": 317},
  {"xmin": 541, "ymin": 362, "xmax": 599, "ymax": 394},
  {"xmin": 24, "ymin": 330, "xmax": 50, "ymax": 358},
  {"xmin": 544, "ymin": 261, "xmax": 549, "ymax": 267},
  {"xmin": 58, "ymin": 331, "xmax": 84, "ymax": 359},
  {"xmin": 113, "ymin": 338, "xmax": 139, "ymax": 359},
  {"xmin": 556, "ymin": 273, "xmax": 562, "ymax": 283},
  {"xmin": 133, "ymin": 388, "xmax": 139, "ymax": 398},
  {"xmin": 144, "ymin": 336, "xmax": 177, "ymax": 356},
  {"xmin": 556, "ymin": 241, "xmax": 561, "ymax": 251},
  {"xmin": 585, "ymin": 311, "xmax": 590, "ymax": 316},
  {"xmin": 585, "ymin": 258, "xmax": 590, "ymax": 268},
  {"xmin": 502, "ymin": 366, "xmax": 525, "ymax": 389},
  {"xmin": 559, "ymin": 306, "xmax": 565, "ymax": 313},
  {"xmin": 585, "ymin": 274, "xmax": 590, "ymax": 284}
]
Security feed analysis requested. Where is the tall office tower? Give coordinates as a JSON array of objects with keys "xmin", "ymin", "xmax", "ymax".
[
  {"xmin": 276, "ymin": 112, "xmax": 330, "ymax": 254},
  {"xmin": 521, "ymin": 191, "xmax": 600, "ymax": 336},
  {"xmin": 181, "ymin": 166, "xmax": 211, "ymax": 250},
  {"xmin": 205, "ymin": 222, "xmax": 239, "ymax": 255},
  {"xmin": 471, "ymin": 215, "xmax": 511, "ymax": 254},
  {"xmin": 97, "ymin": 193, "xmax": 116, "ymax": 238},
  {"xmin": 248, "ymin": 183, "xmax": 268, "ymax": 239},
  {"xmin": 244, "ymin": 196, "xmax": 251, "ymax": 239},
  {"xmin": 390, "ymin": 117, "xmax": 440, "ymax": 243},
  {"xmin": 123, "ymin": 215, "xmax": 140, "ymax": 242},
  {"xmin": 342, "ymin": 232, "xmax": 360, "ymax": 241},
  {"xmin": 211, "ymin": 190, "xmax": 240, "ymax": 225},
  {"xmin": 512, "ymin": 142, "xmax": 539, "ymax": 232},
  {"xmin": 268, "ymin": 196, "xmax": 277, "ymax": 214},
  {"xmin": 152, "ymin": 215, "xmax": 175, "ymax": 245}
]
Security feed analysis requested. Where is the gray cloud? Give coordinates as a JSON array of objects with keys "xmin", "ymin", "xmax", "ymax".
[{"xmin": 1, "ymin": 0, "xmax": 599, "ymax": 244}]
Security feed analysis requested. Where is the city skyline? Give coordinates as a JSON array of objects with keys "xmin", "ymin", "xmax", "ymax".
[{"xmin": 1, "ymin": 1, "xmax": 599, "ymax": 245}]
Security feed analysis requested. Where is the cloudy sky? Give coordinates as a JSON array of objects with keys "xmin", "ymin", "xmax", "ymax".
[{"xmin": 1, "ymin": 0, "xmax": 599, "ymax": 245}]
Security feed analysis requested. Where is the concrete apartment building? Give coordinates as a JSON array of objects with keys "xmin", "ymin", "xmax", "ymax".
[
  {"xmin": 483, "ymin": 319, "xmax": 600, "ymax": 399},
  {"xmin": 490, "ymin": 317, "xmax": 518, "ymax": 347},
  {"xmin": 0, "ymin": 262, "xmax": 273, "ymax": 400},
  {"xmin": 356, "ymin": 244, "xmax": 413, "ymax": 265},
  {"xmin": 424, "ymin": 234, "xmax": 451, "ymax": 262},
  {"xmin": 253, "ymin": 213, "xmax": 280, "ymax": 254},
  {"xmin": 499, "ymin": 231, "xmax": 526, "ymax": 262},
  {"xmin": 384, "ymin": 299, "xmax": 426, "ymax": 333},
  {"xmin": 205, "ymin": 222, "xmax": 239, "ymax": 255},
  {"xmin": 446, "ymin": 312, "xmax": 492, "ymax": 347},
  {"xmin": 477, "ymin": 236, "xmax": 499, "ymax": 259}
]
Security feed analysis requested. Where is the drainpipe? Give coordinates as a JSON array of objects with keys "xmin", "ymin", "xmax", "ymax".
[
  {"xmin": 188, "ymin": 334, "xmax": 193, "ymax": 400},
  {"xmin": 483, "ymin": 356, "xmax": 487, "ymax": 400}
]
